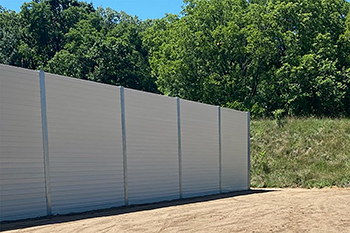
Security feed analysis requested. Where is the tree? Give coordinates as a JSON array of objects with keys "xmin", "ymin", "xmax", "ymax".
[
  {"xmin": 17, "ymin": 0, "xmax": 94, "ymax": 68},
  {"xmin": 146, "ymin": 0, "xmax": 350, "ymax": 117},
  {"xmin": 0, "ymin": 7, "xmax": 21, "ymax": 65},
  {"xmin": 46, "ymin": 8, "xmax": 157, "ymax": 92},
  {"xmin": 1, "ymin": 0, "xmax": 349, "ymax": 117},
  {"xmin": 268, "ymin": 0, "xmax": 350, "ymax": 116}
]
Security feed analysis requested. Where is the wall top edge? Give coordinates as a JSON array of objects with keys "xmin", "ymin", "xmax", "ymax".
[
  {"xmin": 221, "ymin": 107, "xmax": 250, "ymax": 115},
  {"xmin": 42, "ymin": 70, "xmax": 121, "ymax": 91},
  {"xmin": 0, "ymin": 63, "xmax": 39, "ymax": 75},
  {"xmin": 1, "ymin": 64, "xmax": 246, "ymax": 113},
  {"xmin": 122, "ymin": 87, "xmax": 176, "ymax": 101}
]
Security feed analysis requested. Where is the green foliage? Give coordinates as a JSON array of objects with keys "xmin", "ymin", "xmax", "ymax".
[
  {"xmin": 1, "ymin": 0, "xmax": 350, "ymax": 116},
  {"xmin": 250, "ymin": 118, "xmax": 350, "ymax": 188},
  {"xmin": 145, "ymin": 0, "xmax": 350, "ymax": 117},
  {"xmin": 0, "ymin": 0, "xmax": 157, "ymax": 92},
  {"xmin": 0, "ymin": 7, "xmax": 21, "ymax": 65},
  {"xmin": 17, "ymin": 0, "xmax": 95, "ymax": 68},
  {"xmin": 273, "ymin": 109, "xmax": 286, "ymax": 127}
]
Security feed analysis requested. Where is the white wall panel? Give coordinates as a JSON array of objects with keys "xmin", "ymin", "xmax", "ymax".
[
  {"xmin": 124, "ymin": 88, "xmax": 179, "ymax": 204},
  {"xmin": 0, "ymin": 65, "xmax": 47, "ymax": 221},
  {"xmin": 1, "ymin": 64, "xmax": 250, "ymax": 221},
  {"xmin": 221, "ymin": 108, "xmax": 249, "ymax": 192},
  {"xmin": 45, "ymin": 73, "xmax": 124, "ymax": 214},
  {"xmin": 180, "ymin": 100, "xmax": 220, "ymax": 198}
]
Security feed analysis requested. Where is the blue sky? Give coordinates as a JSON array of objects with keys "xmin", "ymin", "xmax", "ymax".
[{"xmin": 0, "ymin": 0, "xmax": 185, "ymax": 20}]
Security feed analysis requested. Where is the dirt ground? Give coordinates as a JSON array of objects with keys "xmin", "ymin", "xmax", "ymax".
[{"xmin": 1, "ymin": 188, "xmax": 350, "ymax": 233}]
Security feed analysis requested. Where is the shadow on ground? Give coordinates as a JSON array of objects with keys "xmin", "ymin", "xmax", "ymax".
[{"xmin": 0, "ymin": 189, "xmax": 276, "ymax": 232}]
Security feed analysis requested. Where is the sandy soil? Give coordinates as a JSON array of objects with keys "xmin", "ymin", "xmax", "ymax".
[{"xmin": 1, "ymin": 188, "xmax": 350, "ymax": 233}]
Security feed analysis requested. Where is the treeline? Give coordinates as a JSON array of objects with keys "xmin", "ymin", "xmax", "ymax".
[
  {"xmin": 1, "ymin": 0, "xmax": 350, "ymax": 117},
  {"xmin": 0, "ymin": 0, "xmax": 158, "ymax": 92}
]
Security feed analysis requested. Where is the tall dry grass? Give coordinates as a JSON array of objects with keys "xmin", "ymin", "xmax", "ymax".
[{"xmin": 250, "ymin": 118, "xmax": 350, "ymax": 188}]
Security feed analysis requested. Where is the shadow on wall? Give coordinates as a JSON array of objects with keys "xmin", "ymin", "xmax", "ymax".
[{"xmin": 0, "ymin": 189, "xmax": 276, "ymax": 231}]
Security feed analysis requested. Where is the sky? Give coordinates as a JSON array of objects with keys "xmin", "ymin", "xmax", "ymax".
[{"xmin": 0, "ymin": 0, "xmax": 185, "ymax": 20}]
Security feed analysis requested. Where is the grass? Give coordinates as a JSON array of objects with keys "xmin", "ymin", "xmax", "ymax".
[{"xmin": 250, "ymin": 117, "xmax": 350, "ymax": 188}]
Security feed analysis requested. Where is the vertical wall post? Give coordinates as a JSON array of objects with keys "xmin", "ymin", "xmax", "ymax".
[
  {"xmin": 39, "ymin": 70, "xmax": 52, "ymax": 216},
  {"xmin": 247, "ymin": 112, "xmax": 251, "ymax": 190},
  {"xmin": 120, "ymin": 86, "xmax": 128, "ymax": 205},
  {"xmin": 218, "ymin": 106, "xmax": 222, "ymax": 193},
  {"xmin": 176, "ymin": 97, "xmax": 182, "ymax": 199}
]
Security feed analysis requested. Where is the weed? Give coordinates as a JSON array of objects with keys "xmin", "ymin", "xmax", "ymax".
[{"xmin": 272, "ymin": 109, "xmax": 286, "ymax": 127}]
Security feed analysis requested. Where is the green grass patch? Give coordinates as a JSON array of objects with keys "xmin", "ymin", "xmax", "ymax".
[{"xmin": 250, "ymin": 118, "xmax": 350, "ymax": 188}]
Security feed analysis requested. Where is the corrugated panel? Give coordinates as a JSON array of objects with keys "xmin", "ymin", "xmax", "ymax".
[
  {"xmin": 45, "ymin": 73, "xmax": 124, "ymax": 214},
  {"xmin": 180, "ymin": 99, "xmax": 220, "ymax": 198},
  {"xmin": 0, "ymin": 64, "xmax": 47, "ymax": 221},
  {"xmin": 124, "ymin": 88, "xmax": 179, "ymax": 204},
  {"xmin": 221, "ymin": 108, "xmax": 249, "ymax": 192}
]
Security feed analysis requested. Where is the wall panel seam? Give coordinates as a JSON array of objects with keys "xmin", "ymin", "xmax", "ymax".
[
  {"xmin": 120, "ymin": 86, "xmax": 128, "ymax": 205},
  {"xmin": 39, "ymin": 70, "xmax": 52, "ymax": 215},
  {"xmin": 177, "ymin": 97, "xmax": 182, "ymax": 199},
  {"xmin": 218, "ymin": 106, "xmax": 222, "ymax": 193},
  {"xmin": 247, "ymin": 112, "xmax": 251, "ymax": 189}
]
